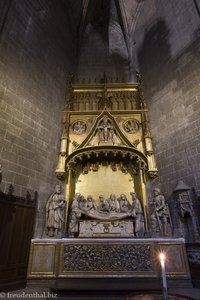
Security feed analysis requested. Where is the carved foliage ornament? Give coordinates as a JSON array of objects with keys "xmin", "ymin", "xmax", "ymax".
[
  {"xmin": 64, "ymin": 244, "xmax": 152, "ymax": 272},
  {"xmin": 81, "ymin": 161, "xmax": 136, "ymax": 175},
  {"xmin": 123, "ymin": 119, "xmax": 140, "ymax": 134}
]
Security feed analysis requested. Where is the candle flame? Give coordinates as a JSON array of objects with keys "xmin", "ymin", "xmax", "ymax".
[{"xmin": 159, "ymin": 252, "xmax": 165, "ymax": 262}]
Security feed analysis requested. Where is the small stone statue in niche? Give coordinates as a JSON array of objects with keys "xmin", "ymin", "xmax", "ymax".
[
  {"xmin": 150, "ymin": 188, "xmax": 172, "ymax": 236},
  {"xmin": 97, "ymin": 117, "xmax": 116, "ymax": 144},
  {"xmin": 45, "ymin": 184, "xmax": 66, "ymax": 237},
  {"xmin": 100, "ymin": 117, "xmax": 112, "ymax": 142},
  {"xmin": 130, "ymin": 192, "xmax": 144, "ymax": 236}
]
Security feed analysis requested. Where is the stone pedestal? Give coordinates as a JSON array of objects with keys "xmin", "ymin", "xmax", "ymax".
[{"xmin": 28, "ymin": 238, "xmax": 191, "ymax": 283}]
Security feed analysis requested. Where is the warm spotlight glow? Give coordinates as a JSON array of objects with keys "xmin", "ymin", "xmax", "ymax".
[{"xmin": 159, "ymin": 252, "xmax": 165, "ymax": 262}]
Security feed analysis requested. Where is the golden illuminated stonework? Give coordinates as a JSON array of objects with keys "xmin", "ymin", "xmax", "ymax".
[
  {"xmin": 28, "ymin": 78, "xmax": 191, "ymax": 285},
  {"xmin": 55, "ymin": 75, "xmax": 158, "ymax": 238}
]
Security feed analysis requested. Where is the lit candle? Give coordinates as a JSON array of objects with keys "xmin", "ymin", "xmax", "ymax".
[{"xmin": 159, "ymin": 253, "xmax": 168, "ymax": 300}]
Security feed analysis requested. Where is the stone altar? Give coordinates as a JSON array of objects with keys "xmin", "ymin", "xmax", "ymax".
[
  {"xmin": 28, "ymin": 238, "xmax": 191, "ymax": 283},
  {"xmin": 30, "ymin": 79, "xmax": 198, "ymax": 291}
]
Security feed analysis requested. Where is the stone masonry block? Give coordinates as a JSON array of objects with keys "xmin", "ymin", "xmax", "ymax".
[{"xmin": 14, "ymin": 173, "xmax": 30, "ymax": 187}]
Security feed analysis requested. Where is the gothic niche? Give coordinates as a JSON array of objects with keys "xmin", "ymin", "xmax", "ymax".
[
  {"xmin": 67, "ymin": 158, "xmax": 143, "ymax": 238},
  {"xmin": 55, "ymin": 81, "xmax": 159, "ymax": 239},
  {"xmin": 173, "ymin": 180, "xmax": 199, "ymax": 242}
]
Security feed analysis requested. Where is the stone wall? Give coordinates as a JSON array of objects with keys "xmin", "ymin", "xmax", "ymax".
[
  {"xmin": 135, "ymin": 0, "xmax": 200, "ymax": 199},
  {"xmin": 77, "ymin": 0, "xmax": 130, "ymax": 82},
  {"xmin": 0, "ymin": 0, "xmax": 78, "ymax": 237},
  {"xmin": 1, "ymin": 0, "xmax": 200, "ymax": 237}
]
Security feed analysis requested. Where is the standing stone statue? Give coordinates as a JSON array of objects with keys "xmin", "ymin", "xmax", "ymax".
[
  {"xmin": 46, "ymin": 184, "xmax": 66, "ymax": 237},
  {"xmin": 68, "ymin": 193, "xmax": 82, "ymax": 237},
  {"xmin": 130, "ymin": 192, "xmax": 144, "ymax": 236},
  {"xmin": 150, "ymin": 188, "xmax": 172, "ymax": 236}
]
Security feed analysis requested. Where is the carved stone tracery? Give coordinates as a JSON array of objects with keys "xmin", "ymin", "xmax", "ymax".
[
  {"xmin": 123, "ymin": 119, "xmax": 140, "ymax": 134},
  {"xmin": 65, "ymin": 146, "xmax": 148, "ymax": 176}
]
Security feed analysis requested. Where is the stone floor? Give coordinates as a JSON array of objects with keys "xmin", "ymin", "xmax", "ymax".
[{"xmin": 2, "ymin": 285, "xmax": 200, "ymax": 300}]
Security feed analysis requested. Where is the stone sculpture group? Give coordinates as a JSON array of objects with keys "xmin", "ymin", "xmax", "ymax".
[
  {"xmin": 68, "ymin": 192, "xmax": 145, "ymax": 237},
  {"xmin": 45, "ymin": 185, "xmax": 172, "ymax": 238}
]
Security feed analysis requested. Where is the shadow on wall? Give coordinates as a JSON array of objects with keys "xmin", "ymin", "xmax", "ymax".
[
  {"xmin": 138, "ymin": 19, "xmax": 200, "ymax": 99},
  {"xmin": 77, "ymin": 0, "xmax": 130, "ymax": 82},
  {"xmin": 137, "ymin": 20, "xmax": 200, "ymax": 203},
  {"xmin": 85, "ymin": 0, "xmax": 110, "ymax": 41},
  {"xmin": 138, "ymin": 19, "xmax": 175, "ymax": 98}
]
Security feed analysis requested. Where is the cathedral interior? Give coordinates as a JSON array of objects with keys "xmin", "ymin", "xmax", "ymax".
[{"xmin": 0, "ymin": 0, "xmax": 200, "ymax": 299}]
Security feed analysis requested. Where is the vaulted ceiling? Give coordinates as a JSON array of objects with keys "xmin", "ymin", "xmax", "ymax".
[{"xmin": 66, "ymin": 0, "xmax": 145, "ymax": 82}]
